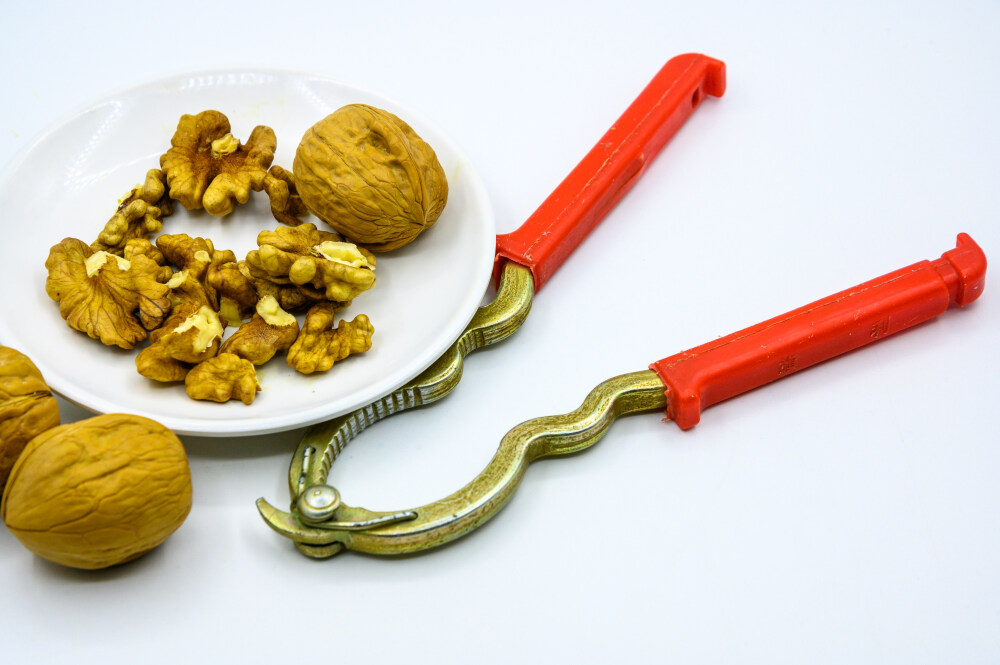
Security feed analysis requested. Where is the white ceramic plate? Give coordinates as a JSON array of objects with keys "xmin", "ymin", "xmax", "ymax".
[{"xmin": 0, "ymin": 71, "xmax": 495, "ymax": 436}]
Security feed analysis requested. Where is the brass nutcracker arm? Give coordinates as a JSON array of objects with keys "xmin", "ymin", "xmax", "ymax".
[
  {"xmin": 257, "ymin": 370, "xmax": 667, "ymax": 556},
  {"xmin": 257, "ymin": 262, "xmax": 535, "ymax": 557}
]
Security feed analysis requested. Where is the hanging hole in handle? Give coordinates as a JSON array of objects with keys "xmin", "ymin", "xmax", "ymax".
[{"xmin": 691, "ymin": 88, "xmax": 702, "ymax": 107}]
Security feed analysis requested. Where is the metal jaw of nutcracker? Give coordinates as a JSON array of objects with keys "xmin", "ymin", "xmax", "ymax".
[
  {"xmin": 258, "ymin": 261, "xmax": 535, "ymax": 559},
  {"xmin": 258, "ymin": 234, "xmax": 986, "ymax": 558}
]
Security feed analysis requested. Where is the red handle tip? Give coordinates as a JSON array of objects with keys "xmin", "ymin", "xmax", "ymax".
[
  {"xmin": 936, "ymin": 233, "xmax": 987, "ymax": 306},
  {"xmin": 677, "ymin": 53, "xmax": 726, "ymax": 98}
]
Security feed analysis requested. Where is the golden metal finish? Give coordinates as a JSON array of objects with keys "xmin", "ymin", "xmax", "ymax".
[
  {"xmin": 257, "ymin": 361, "xmax": 667, "ymax": 557},
  {"xmin": 257, "ymin": 262, "xmax": 535, "ymax": 557}
]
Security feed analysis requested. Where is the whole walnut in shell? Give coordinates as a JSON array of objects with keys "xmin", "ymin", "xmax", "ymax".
[
  {"xmin": 0, "ymin": 346, "xmax": 60, "ymax": 492},
  {"xmin": 1, "ymin": 413, "xmax": 191, "ymax": 570},
  {"xmin": 293, "ymin": 104, "xmax": 448, "ymax": 252}
]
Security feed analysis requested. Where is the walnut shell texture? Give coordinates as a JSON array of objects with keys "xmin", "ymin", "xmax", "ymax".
[
  {"xmin": 0, "ymin": 346, "xmax": 60, "ymax": 491},
  {"xmin": 1, "ymin": 414, "xmax": 191, "ymax": 569},
  {"xmin": 293, "ymin": 104, "xmax": 448, "ymax": 252}
]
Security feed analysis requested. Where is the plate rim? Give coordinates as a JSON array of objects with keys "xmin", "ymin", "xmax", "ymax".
[{"xmin": 0, "ymin": 68, "xmax": 496, "ymax": 437}]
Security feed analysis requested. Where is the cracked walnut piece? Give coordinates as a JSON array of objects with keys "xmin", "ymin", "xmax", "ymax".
[
  {"xmin": 45, "ymin": 238, "xmax": 171, "ymax": 349},
  {"xmin": 156, "ymin": 233, "xmax": 215, "ymax": 281},
  {"xmin": 149, "ymin": 304, "xmax": 223, "ymax": 364},
  {"xmin": 157, "ymin": 233, "xmax": 241, "ymax": 313},
  {"xmin": 287, "ymin": 303, "xmax": 373, "ymax": 374},
  {"xmin": 218, "ymin": 296, "xmax": 299, "ymax": 365},
  {"xmin": 165, "ymin": 269, "xmax": 214, "ymax": 311},
  {"xmin": 135, "ymin": 303, "xmax": 224, "ymax": 382},
  {"xmin": 123, "ymin": 239, "xmax": 173, "ymax": 283},
  {"xmin": 262, "ymin": 165, "xmax": 308, "ymax": 227},
  {"xmin": 160, "ymin": 110, "xmax": 276, "ymax": 216},
  {"xmin": 185, "ymin": 354, "xmax": 260, "ymax": 405},
  {"xmin": 245, "ymin": 223, "xmax": 376, "ymax": 302},
  {"xmin": 134, "ymin": 343, "xmax": 190, "ymax": 384},
  {"xmin": 238, "ymin": 260, "xmax": 330, "ymax": 312},
  {"xmin": 207, "ymin": 260, "xmax": 258, "ymax": 325},
  {"xmin": 91, "ymin": 169, "xmax": 172, "ymax": 255}
]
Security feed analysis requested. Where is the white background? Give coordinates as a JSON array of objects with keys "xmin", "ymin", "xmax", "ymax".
[{"xmin": 1, "ymin": 1, "xmax": 998, "ymax": 663}]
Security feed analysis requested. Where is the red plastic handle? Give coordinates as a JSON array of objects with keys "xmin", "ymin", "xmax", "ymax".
[
  {"xmin": 494, "ymin": 53, "xmax": 726, "ymax": 291},
  {"xmin": 650, "ymin": 233, "xmax": 987, "ymax": 430}
]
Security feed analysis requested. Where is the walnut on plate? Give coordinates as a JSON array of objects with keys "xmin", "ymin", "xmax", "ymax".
[
  {"xmin": 207, "ymin": 260, "xmax": 259, "ymax": 326},
  {"xmin": 156, "ymin": 233, "xmax": 215, "ymax": 282},
  {"xmin": 218, "ymin": 296, "xmax": 299, "ymax": 365},
  {"xmin": 185, "ymin": 353, "xmax": 260, "ymax": 405},
  {"xmin": 90, "ymin": 169, "xmax": 172, "ymax": 255},
  {"xmin": 262, "ymin": 165, "xmax": 309, "ymax": 227},
  {"xmin": 245, "ymin": 223, "xmax": 376, "ymax": 302},
  {"xmin": 159, "ymin": 110, "xmax": 276, "ymax": 216},
  {"xmin": 44, "ymin": 238, "xmax": 171, "ymax": 349},
  {"xmin": 164, "ymin": 269, "xmax": 214, "ymax": 311},
  {"xmin": 133, "ymin": 342, "xmax": 189, "ymax": 383},
  {"xmin": 156, "ymin": 233, "xmax": 243, "ymax": 315},
  {"xmin": 149, "ymin": 304, "xmax": 224, "ymax": 364},
  {"xmin": 292, "ymin": 104, "xmax": 448, "ymax": 252},
  {"xmin": 286, "ymin": 302, "xmax": 373, "ymax": 374},
  {"xmin": 123, "ymin": 238, "xmax": 173, "ymax": 283},
  {"xmin": 135, "ymin": 303, "xmax": 224, "ymax": 382},
  {"xmin": 238, "ymin": 260, "xmax": 330, "ymax": 313}
]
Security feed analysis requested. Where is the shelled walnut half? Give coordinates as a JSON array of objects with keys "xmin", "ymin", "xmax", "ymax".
[
  {"xmin": 91, "ymin": 169, "xmax": 172, "ymax": 255},
  {"xmin": 160, "ymin": 110, "xmax": 276, "ymax": 216},
  {"xmin": 245, "ymin": 223, "xmax": 375, "ymax": 302},
  {"xmin": 218, "ymin": 296, "xmax": 299, "ymax": 365},
  {"xmin": 287, "ymin": 303, "xmax": 373, "ymax": 374},
  {"xmin": 45, "ymin": 238, "xmax": 172, "ymax": 349},
  {"xmin": 185, "ymin": 354, "xmax": 260, "ymax": 404},
  {"xmin": 135, "ymin": 303, "xmax": 224, "ymax": 382}
]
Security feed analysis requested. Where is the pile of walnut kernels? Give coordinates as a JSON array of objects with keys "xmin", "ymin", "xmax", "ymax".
[{"xmin": 42, "ymin": 110, "xmax": 376, "ymax": 405}]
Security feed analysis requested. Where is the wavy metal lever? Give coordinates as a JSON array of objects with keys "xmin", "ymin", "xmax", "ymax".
[{"xmin": 257, "ymin": 368, "xmax": 666, "ymax": 557}]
